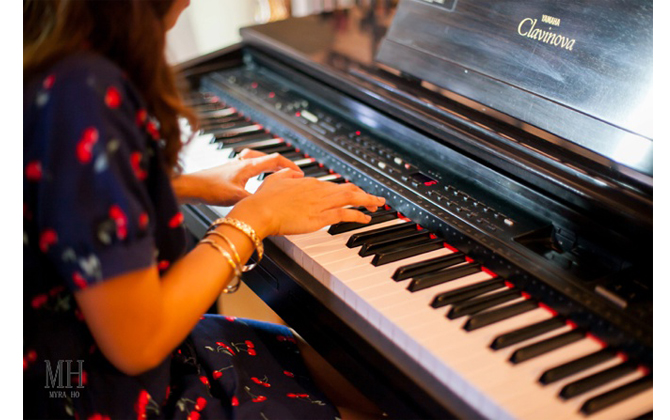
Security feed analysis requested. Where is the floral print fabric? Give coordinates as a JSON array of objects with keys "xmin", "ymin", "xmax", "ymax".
[{"xmin": 23, "ymin": 52, "xmax": 339, "ymax": 419}]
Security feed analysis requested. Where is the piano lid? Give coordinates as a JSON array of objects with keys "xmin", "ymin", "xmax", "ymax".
[{"xmin": 376, "ymin": 0, "xmax": 653, "ymax": 177}]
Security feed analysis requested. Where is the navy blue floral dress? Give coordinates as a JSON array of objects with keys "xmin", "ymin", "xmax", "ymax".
[{"xmin": 23, "ymin": 52, "xmax": 340, "ymax": 420}]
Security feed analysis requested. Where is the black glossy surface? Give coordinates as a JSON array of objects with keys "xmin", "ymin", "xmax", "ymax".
[{"xmin": 378, "ymin": 0, "xmax": 652, "ymax": 175}]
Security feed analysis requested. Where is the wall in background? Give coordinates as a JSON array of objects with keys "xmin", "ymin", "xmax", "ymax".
[{"xmin": 166, "ymin": 0, "xmax": 257, "ymax": 64}]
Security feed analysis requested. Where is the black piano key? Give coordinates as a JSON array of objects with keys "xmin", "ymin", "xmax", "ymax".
[
  {"xmin": 200, "ymin": 115, "xmax": 246, "ymax": 130},
  {"xmin": 220, "ymin": 132, "xmax": 276, "ymax": 148},
  {"xmin": 347, "ymin": 221, "xmax": 417, "ymax": 248},
  {"xmin": 580, "ymin": 375, "xmax": 652, "ymax": 415},
  {"xmin": 192, "ymin": 103, "xmax": 229, "ymax": 113},
  {"xmin": 305, "ymin": 169, "xmax": 331, "ymax": 178},
  {"xmin": 328, "ymin": 210, "xmax": 398, "ymax": 235},
  {"xmin": 373, "ymin": 238, "xmax": 445, "ymax": 266},
  {"xmin": 447, "ymin": 288, "xmax": 522, "ymax": 319},
  {"xmin": 509, "ymin": 329, "xmax": 586, "ymax": 364},
  {"xmin": 206, "ymin": 119, "xmax": 254, "ymax": 134},
  {"xmin": 253, "ymin": 144, "xmax": 296, "ymax": 155},
  {"xmin": 393, "ymin": 252, "xmax": 466, "ymax": 281},
  {"xmin": 559, "ymin": 362, "xmax": 637, "ymax": 400},
  {"xmin": 631, "ymin": 411, "xmax": 653, "ymax": 420},
  {"xmin": 198, "ymin": 107, "xmax": 237, "ymax": 118},
  {"xmin": 230, "ymin": 138, "xmax": 285, "ymax": 156},
  {"xmin": 491, "ymin": 316, "xmax": 565, "ymax": 350},
  {"xmin": 463, "ymin": 299, "xmax": 537, "ymax": 331},
  {"xmin": 282, "ymin": 152, "xmax": 306, "ymax": 161},
  {"xmin": 328, "ymin": 176, "xmax": 347, "ymax": 184},
  {"xmin": 431, "ymin": 278, "xmax": 506, "ymax": 308},
  {"xmin": 359, "ymin": 230, "xmax": 432, "ymax": 257},
  {"xmin": 408, "ymin": 263, "xmax": 482, "ymax": 292},
  {"xmin": 540, "ymin": 348, "xmax": 617, "ymax": 384},
  {"xmin": 213, "ymin": 124, "xmax": 265, "ymax": 140}
]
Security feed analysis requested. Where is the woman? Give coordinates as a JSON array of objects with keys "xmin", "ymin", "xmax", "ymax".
[{"xmin": 23, "ymin": 1, "xmax": 385, "ymax": 418}]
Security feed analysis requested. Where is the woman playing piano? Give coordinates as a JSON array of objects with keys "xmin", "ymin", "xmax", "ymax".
[{"xmin": 23, "ymin": 1, "xmax": 385, "ymax": 418}]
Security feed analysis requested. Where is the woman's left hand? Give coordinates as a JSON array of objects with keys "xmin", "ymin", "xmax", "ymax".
[{"xmin": 171, "ymin": 149, "xmax": 303, "ymax": 207}]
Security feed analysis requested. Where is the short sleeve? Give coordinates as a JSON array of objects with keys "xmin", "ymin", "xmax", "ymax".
[{"xmin": 24, "ymin": 56, "xmax": 158, "ymax": 291}]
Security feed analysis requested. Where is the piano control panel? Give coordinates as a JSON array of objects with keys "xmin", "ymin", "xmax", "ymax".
[{"xmin": 210, "ymin": 67, "xmax": 539, "ymax": 241}]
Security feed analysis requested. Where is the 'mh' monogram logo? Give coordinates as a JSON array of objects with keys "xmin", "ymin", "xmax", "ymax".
[{"xmin": 45, "ymin": 360, "xmax": 85, "ymax": 389}]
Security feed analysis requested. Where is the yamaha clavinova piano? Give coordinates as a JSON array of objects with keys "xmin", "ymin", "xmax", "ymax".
[{"xmin": 176, "ymin": 1, "xmax": 653, "ymax": 418}]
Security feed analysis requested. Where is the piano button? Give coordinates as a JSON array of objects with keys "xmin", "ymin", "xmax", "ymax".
[
  {"xmin": 539, "ymin": 348, "xmax": 617, "ymax": 384},
  {"xmin": 431, "ymin": 277, "xmax": 506, "ymax": 308},
  {"xmin": 393, "ymin": 252, "xmax": 466, "ymax": 281},
  {"xmin": 359, "ymin": 230, "xmax": 432, "ymax": 257},
  {"xmin": 328, "ymin": 210, "xmax": 398, "ymax": 235},
  {"xmin": 559, "ymin": 362, "xmax": 637, "ymax": 399},
  {"xmin": 490, "ymin": 316, "xmax": 566, "ymax": 350},
  {"xmin": 463, "ymin": 299, "xmax": 538, "ymax": 331},
  {"xmin": 447, "ymin": 288, "xmax": 522, "ymax": 319},
  {"xmin": 408, "ymin": 263, "xmax": 482, "ymax": 292},
  {"xmin": 580, "ymin": 375, "xmax": 652, "ymax": 415},
  {"xmin": 219, "ymin": 132, "xmax": 276, "ymax": 148},
  {"xmin": 372, "ymin": 238, "xmax": 445, "ymax": 266},
  {"xmin": 230, "ymin": 138, "xmax": 285, "ymax": 156},
  {"xmin": 509, "ymin": 329, "xmax": 586, "ymax": 364},
  {"xmin": 347, "ymin": 221, "xmax": 417, "ymax": 248}
]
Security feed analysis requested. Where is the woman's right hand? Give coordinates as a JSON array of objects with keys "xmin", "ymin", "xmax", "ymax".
[{"xmin": 228, "ymin": 168, "xmax": 386, "ymax": 238}]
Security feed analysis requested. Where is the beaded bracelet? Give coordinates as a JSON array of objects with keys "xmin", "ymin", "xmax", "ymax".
[
  {"xmin": 209, "ymin": 217, "xmax": 263, "ymax": 270},
  {"xmin": 199, "ymin": 239, "xmax": 242, "ymax": 294}
]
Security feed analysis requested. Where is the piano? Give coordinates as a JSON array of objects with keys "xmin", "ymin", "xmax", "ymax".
[{"xmin": 176, "ymin": 1, "xmax": 653, "ymax": 418}]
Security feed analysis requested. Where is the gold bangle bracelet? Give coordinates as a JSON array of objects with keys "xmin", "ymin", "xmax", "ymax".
[
  {"xmin": 209, "ymin": 217, "xmax": 263, "ymax": 269},
  {"xmin": 199, "ymin": 239, "xmax": 242, "ymax": 294},
  {"xmin": 205, "ymin": 230, "xmax": 248, "ymax": 271}
]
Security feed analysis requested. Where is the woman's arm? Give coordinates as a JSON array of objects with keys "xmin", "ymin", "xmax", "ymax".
[{"xmin": 75, "ymin": 170, "xmax": 385, "ymax": 375}]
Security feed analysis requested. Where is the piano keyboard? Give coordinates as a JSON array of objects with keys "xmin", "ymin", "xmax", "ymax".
[{"xmin": 181, "ymin": 93, "xmax": 653, "ymax": 420}]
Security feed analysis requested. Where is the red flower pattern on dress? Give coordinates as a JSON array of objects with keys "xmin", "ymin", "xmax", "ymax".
[
  {"xmin": 73, "ymin": 271, "xmax": 88, "ymax": 289},
  {"xmin": 138, "ymin": 212, "xmax": 149, "ymax": 230},
  {"xmin": 231, "ymin": 396, "xmax": 239, "ymax": 407},
  {"xmin": 43, "ymin": 74, "xmax": 56, "ymax": 89},
  {"xmin": 195, "ymin": 397, "xmax": 207, "ymax": 411},
  {"xmin": 146, "ymin": 121, "xmax": 160, "ymax": 140},
  {"xmin": 104, "ymin": 86, "xmax": 121, "ymax": 109},
  {"xmin": 251, "ymin": 376, "xmax": 271, "ymax": 388},
  {"xmin": 199, "ymin": 376, "xmax": 210, "ymax": 388},
  {"xmin": 168, "ymin": 212, "xmax": 184, "ymax": 228},
  {"xmin": 39, "ymin": 229, "xmax": 58, "ymax": 252},
  {"xmin": 158, "ymin": 260, "xmax": 170, "ymax": 271},
  {"xmin": 87, "ymin": 414, "xmax": 111, "ymax": 420},
  {"xmin": 31, "ymin": 294, "xmax": 48, "ymax": 309},
  {"xmin": 244, "ymin": 386, "xmax": 266, "ymax": 403},
  {"xmin": 109, "ymin": 205, "xmax": 128, "ymax": 240},
  {"xmin": 286, "ymin": 393, "xmax": 326, "ymax": 405},
  {"xmin": 25, "ymin": 161, "xmax": 43, "ymax": 181},
  {"xmin": 24, "ymin": 349, "xmax": 37, "ymax": 371},
  {"xmin": 136, "ymin": 109, "xmax": 148, "ymax": 127},
  {"xmin": 76, "ymin": 127, "xmax": 99, "ymax": 163},
  {"xmin": 130, "ymin": 152, "xmax": 148, "ymax": 180}
]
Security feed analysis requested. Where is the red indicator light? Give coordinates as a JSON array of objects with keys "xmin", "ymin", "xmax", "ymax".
[
  {"xmin": 295, "ymin": 112, "xmax": 301, "ymax": 117},
  {"xmin": 268, "ymin": 92, "xmax": 275, "ymax": 98},
  {"xmin": 424, "ymin": 180, "xmax": 438, "ymax": 186},
  {"xmin": 251, "ymin": 82, "xmax": 258, "ymax": 88},
  {"xmin": 355, "ymin": 131, "xmax": 361, "ymax": 136}
]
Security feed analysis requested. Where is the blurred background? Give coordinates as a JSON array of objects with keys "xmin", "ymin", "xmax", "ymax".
[{"xmin": 166, "ymin": 0, "xmax": 358, "ymax": 64}]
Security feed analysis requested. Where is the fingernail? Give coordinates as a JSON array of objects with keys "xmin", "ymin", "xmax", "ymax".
[{"xmin": 365, "ymin": 215, "xmax": 372, "ymax": 222}]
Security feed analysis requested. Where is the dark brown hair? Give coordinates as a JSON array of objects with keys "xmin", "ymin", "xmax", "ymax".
[{"xmin": 24, "ymin": 0, "xmax": 197, "ymax": 174}]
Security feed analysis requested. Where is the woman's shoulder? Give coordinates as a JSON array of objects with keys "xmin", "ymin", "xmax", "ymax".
[{"xmin": 25, "ymin": 51, "xmax": 145, "ymax": 113}]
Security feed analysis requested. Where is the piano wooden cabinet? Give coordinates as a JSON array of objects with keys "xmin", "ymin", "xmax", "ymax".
[{"xmin": 177, "ymin": 1, "xmax": 652, "ymax": 418}]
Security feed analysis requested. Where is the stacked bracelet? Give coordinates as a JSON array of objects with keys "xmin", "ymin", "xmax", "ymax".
[
  {"xmin": 208, "ymin": 217, "xmax": 263, "ymax": 271},
  {"xmin": 199, "ymin": 239, "xmax": 242, "ymax": 294}
]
